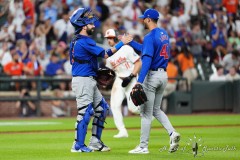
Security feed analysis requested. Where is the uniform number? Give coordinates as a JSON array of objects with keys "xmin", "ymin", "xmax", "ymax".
[
  {"xmin": 160, "ymin": 44, "xmax": 169, "ymax": 59},
  {"xmin": 124, "ymin": 62, "xmax": 130, "ymax": 69}
]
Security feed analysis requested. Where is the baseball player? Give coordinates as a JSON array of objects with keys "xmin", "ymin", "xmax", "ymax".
[
  {"xmin": 122, "ymin": 9, "xmax": 180, "ymax": 154},
  {"xmin": 104, "ymin": 29, "xmax": 141, "ymax": 138},
  {"xmin": 69, "ymin": 7, "xmax": 126, "ymax": 153}
]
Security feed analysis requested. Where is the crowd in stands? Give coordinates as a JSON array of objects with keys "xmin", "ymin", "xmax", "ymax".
[{"xmin": 0, "ymin": 0, "xmax": 240, "ymax": 93}]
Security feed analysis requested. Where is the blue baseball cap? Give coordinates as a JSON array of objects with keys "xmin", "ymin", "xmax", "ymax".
[{"xmin": 139, "ymin": 8, "xmax": 159, "ymax": 19}]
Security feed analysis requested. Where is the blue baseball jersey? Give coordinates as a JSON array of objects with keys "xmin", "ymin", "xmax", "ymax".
[
  {"xmin": 142, "ymin": 28, "xmax": 170, "ymax": 69},
  {"xmin": 129, "ymin": 28, "xmax": 170, "ymax": 83},
  {"xmin": 70, "ymin": 35, "xmax": 105, "ymax": 77}
]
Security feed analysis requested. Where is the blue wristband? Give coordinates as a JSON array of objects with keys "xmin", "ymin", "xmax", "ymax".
[
  {"xmin": 106, "ymin": 49, "xmax": 113, "ymax": 57},
  {"xmin": 115, "ymin": 41, "xmax": 124, "ymax": 50}
]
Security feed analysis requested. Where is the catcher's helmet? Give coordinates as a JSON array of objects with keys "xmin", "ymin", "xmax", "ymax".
[{"xmin": 69, "ymin": 7, "xmax": 98, "ymax": 30}]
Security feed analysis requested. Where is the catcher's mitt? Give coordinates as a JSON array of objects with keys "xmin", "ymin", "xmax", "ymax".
[
  {"xmin": 96, "ymin": 67, "xmax": 116, "ymax": 88},
  {"xmin": 130, "ymin": 84, "xmax": 148, "ymax": 106}
]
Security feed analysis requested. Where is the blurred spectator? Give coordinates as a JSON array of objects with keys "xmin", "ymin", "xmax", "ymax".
[
  {"xmin": 169, "ymin": 0, "xmax": 182, "ymax": 13},
  {"xmin": 16, "ymin": 39, "xmax": 31, "ymax": 64},
  {"xmin": 25, "ymin": 54, "xmax": 44, "ymax": 90},
  {"xmin": 15, "ymin": 22, "xmax": 31, "ymax": 44},
  {"xmin": 122, "ymin": 1, "xmax": 143, "ymax": 31},
  {"xmin": 0, "ymin": 23, "xmax": 11, "ymax": 43},
  {"xmin": 181, "ymin": 0, "xmax": 204, "ymax": 24},
  {"xmin": 51, "ymin": 88, "xmax": 70, "ymax": 117},
  {"xmin": 177, "ymin": 46, "xmax": 198, "ymax": 90},
  {"xmin": 175, "ymin": 22, "xmax": 191, "ymax": 48},
  {"xmin": 156, "ymin": 0, "xmax": 170, "ymax": 15},
  {"xmin": 40, "ymin": 0, "xmax": 58, "ymax": 24},
  {"xmin": 96, "ymin": 0, "xmax": 110, "ymax": 23},
  {"xmin": 45, "ymin": 53, "xmax": 65, "ymax": 76},
  {"xmin": 159, "ymin": 19, "xmax": 175, "ymax": 38},
  {"xmin": 222, "ymin": 0, "xmax": 238, "ymax": 17},
  {"xmin": 3, "ymin": 51, "xmax": 29, "ymax": 90},
  {"xmin": 22, "ymin": 0, "xmax": 35, "ymax": 24},
  {"xmin": 222, "ymin": 50, "xmax": 240, "ymax": 72},
  {"xmin": 190, "ymin": 22, "xmax": 206, "ymax": 61},
  {"xmin": 53, "ymin": 11, "xmax": 74, "ymax": 43},
  {"xmin": 40, "ymin": 16, "xmax": 56, "ymax": 51},
  {"xmin": 228, "ymin": 30, "xmax": 240, "ymax": 50},
  {"xmin": 204, "ymin": 0, "xmax": 222, "ymax": 13},
  {"xmin": 37, "ymin": 51, "xmax": 50, "ymax": 72},
  {"xmin": 34, "ymin": 23, "xmax": 46, "ymax": 54},
  {"xmin": 9, "ymin": 0, "xmax": 25, "ymax": 32},
  {"xmin": 225, "ymin": 66, "xmax": 240, "ymax": 81},
  {"xmin": 0, "ymin": 0, "xmax": 9, "ymax": 28},
  {"xmin": 226, "ymin": 13, "xmax": 237, "ymax": 36},
  {"xmin": 0, "ymin": 44, "xmax": 15, "ymax": 67},
  {"xmin": 209, "ymin": 64, "xmax": 227, "ymax": 81},
  {"xmin": 211, "ymin": 20, "xmax": 228, "ymax": 55},
  {"xmin": 55, "ymin": 41, "xmax": 68, "ymax": 60},
  {"xmin": 3, "ymin": 51, "xmax": 26, "ymax": 76},
  {"xmin": 63, "ymin": 47, "xmax": 71, "ymax": 76},
  {"xmin": 169, "ymin": 38, "xmax": 179, "ymax": 59},
  {"xmin": 45, "ymin": 53, "xmax": 66, "ymax": 90},
  {"xmin": 15, "ymin": 86, "xmax": 36, "ymax": 117}
]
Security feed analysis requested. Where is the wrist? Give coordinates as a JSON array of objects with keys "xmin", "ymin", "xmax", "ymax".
[
  {"xmin": 106, "ymin": 48, "xmax": 113, "ymax": 57},
  {"xmin": 115, "ymin": 41, "xmax": 124, "ymax": 50},
  {"xmin": 130, "ymin": 73, "xmax": 136, "ymax": 78}
]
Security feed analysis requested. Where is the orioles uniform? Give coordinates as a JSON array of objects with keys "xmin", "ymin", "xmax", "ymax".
[{"xmin": 105, "ymin": 29, "xmax": 140, "ymax": 138}]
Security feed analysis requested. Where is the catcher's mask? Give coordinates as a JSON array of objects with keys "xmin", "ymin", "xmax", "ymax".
[
  {"xmin": 96, "ymin": 67, "xmax": 116, "ymax": 89},
  {"xmin": 69, "ymin": 7, "xmax": 99, "ymax": 34}
]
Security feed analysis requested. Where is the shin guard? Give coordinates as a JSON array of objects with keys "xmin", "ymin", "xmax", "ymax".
[
  {"xmin": 92, "ymin": 98, "xmax": 109, "ymax": 139},
  {"xmin": 74, "ymin": 103, "xmax": 94, "ymax": 149}
]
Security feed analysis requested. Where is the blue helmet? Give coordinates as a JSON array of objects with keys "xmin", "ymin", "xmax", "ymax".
[{"xmin": 69, "ymin": 7, "xmax": 98, "ymax": 29}]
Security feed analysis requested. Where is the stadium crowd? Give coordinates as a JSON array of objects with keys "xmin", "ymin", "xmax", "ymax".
[{"xmin": 0, "ymin": 0, "xmax": 240, "ymax": 92}]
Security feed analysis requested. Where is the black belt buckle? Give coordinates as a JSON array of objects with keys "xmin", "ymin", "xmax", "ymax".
[{"xmin": 151, "ymin": 68, "xmax": 166, "ymax": 71}]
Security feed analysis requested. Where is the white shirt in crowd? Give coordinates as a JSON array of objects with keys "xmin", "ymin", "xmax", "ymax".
[{"xmin": 209, "ymin": 73, "xmax": 227, "ymax": 81}]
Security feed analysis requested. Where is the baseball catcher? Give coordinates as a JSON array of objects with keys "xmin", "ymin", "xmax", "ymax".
[{"xmin": 130, "ymin": 84, "xmax": 148, "ymax": 106}]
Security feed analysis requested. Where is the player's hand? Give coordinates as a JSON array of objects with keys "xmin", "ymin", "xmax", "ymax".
[
  {"xmin": 121, "ymin": 33, "xmax": 133, "ymax": 44},
  {"xmin": 121, "ymin": 73, "xmax": 135, "ymax": 87}
]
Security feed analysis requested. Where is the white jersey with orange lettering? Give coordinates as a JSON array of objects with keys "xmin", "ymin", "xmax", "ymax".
[{"xmin": 106, "ymin": 45, "xmax": 140, "ymax": 138}]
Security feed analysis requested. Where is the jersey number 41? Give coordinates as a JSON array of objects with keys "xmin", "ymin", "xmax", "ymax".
[{"xmin": 160, "ymin": 44, "xmax": 169, "ymax": 59}]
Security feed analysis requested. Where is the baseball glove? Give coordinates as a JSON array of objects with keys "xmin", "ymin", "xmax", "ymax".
[
  {"xmin": 130, "ymin": 84, "xmax": 148, "ymax": 106},
  {"xmin": 96, "ymin": 67, "xmax": 116, "ymax": 88}
]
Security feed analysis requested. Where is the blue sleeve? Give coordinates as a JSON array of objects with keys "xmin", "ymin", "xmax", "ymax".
[
  {"xmin": 82, "ymin": 38, "xmax": 105, "ymax": 56},
  {"xmin": 142, "ymin": 36, "xmax": 154, "ymax": 57},
  {"xmin": 129, "ymin": 40, "xmax": 143, "ymax": 52},
  {"xmin": 137, "ymin": 55, "xmax": 152, "ymax": 83}
]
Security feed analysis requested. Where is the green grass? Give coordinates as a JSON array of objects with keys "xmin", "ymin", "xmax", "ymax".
[{"xmin": 0, "ymin": 114, "xmax": 239, "ymax": 160}]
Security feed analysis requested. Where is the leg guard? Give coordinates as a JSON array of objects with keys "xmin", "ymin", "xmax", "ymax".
[
  {"xmin": 92, "ymin": 98, "xmax": 109, "ymax": 139},
  {"xmin": 74, "ymin": 103, "xmax": 94, "ymax": 149}
]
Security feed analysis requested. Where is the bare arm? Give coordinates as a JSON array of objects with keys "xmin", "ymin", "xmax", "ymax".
[{"xmin": 132, "ymin": 58, "xmax": 142, "ymax": 76}]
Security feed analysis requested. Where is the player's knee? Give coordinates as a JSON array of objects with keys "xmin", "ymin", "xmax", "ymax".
[
  {"xmin": 94, "ymin": 98, "xmax": 109, "ymax": 119},
  {"xmin": 77, "ymin": 103, "xmax": 94, "ymax": 124}
]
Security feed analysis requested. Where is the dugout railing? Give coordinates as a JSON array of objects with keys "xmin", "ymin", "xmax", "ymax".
[{"xmin": 0, "ymin": 76, "xmax": 189, "ymax": 117}]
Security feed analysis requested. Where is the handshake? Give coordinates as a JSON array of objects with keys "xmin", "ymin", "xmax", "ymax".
[{"xmin": 119, "ymin": 33, "xmax": 134, "ymax": 45}]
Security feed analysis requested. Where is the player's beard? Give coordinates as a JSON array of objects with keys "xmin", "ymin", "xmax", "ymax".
[{"xmin": 86, "ymin": 26, "xmax": 94, "ymax": 35}]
